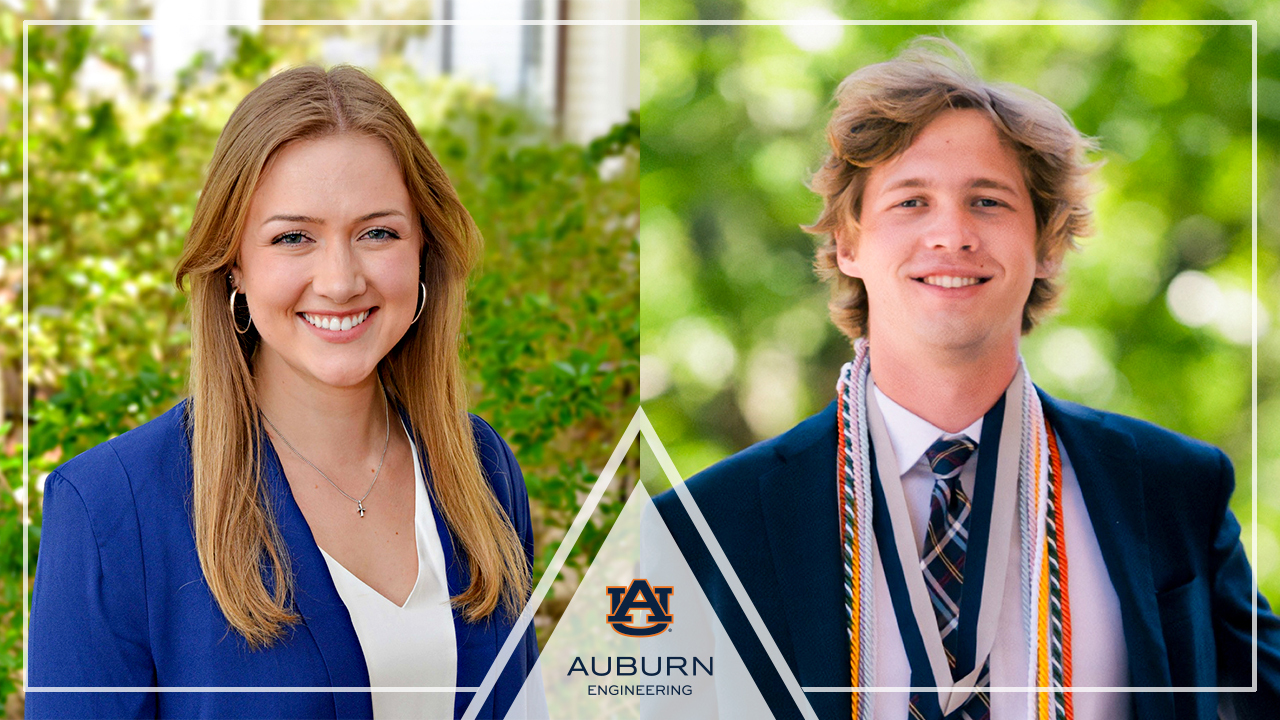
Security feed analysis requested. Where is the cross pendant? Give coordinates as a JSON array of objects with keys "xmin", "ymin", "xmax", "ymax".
[{"xmin": 357, "ymin": 501, "xmax": 366, "ymax": 518}]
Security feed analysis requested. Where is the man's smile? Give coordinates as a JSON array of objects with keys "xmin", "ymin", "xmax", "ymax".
[{"xmin": 914, "ymin": 275, "xmax": 991, "ymax": 288}]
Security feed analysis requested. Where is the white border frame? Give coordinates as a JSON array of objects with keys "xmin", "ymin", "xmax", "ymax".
[{"xmin": 18, "ymin": 17, "xmax": 1259, "ymax": 712}]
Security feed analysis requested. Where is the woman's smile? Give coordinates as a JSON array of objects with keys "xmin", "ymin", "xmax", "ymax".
[{"xmin": 300, "ymin": 308, "xmax": 376, "ymax": 342}]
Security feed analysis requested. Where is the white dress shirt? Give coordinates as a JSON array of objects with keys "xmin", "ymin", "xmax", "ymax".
[
  {"xmin": 871, "ymin": 387, "xmax": 1131, "ymax": 720},
  {"xmin": 319, "ymin": 427, "xmax": 457, "ymax": 720}
]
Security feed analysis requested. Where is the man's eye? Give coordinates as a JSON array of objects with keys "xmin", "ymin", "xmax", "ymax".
[
  {"xmin": 364, "ymin": 228, "xmax": 400, "ymax": 241},
  {"xmin": 898, "ymin": 199, "xmax": 922, "ymax": 208},
  {"xmin": 272, "ymin": 232, "xmax": 309, "ymax": 245},
  {"xmin": 975, "ymin": 198, "xmax": 1000, "ymax": 208}
]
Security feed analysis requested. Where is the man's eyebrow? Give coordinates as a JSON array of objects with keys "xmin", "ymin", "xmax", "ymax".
[
  {"xmin": 881, "ymin": 178, "xmax": 930, "ymax": 193},
  {"xmin": 260, "ymin": 210, "xmax": 407, "ymax": 227},
  {"xmin": 880, "ymin": 177, "xmax": 1022, "ymax": 194},
  {"xmin": 969, "ymin": 178, "xmax": 1021, "ymax": 194}
]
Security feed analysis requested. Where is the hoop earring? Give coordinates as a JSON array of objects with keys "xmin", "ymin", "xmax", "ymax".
[
  {"xmin": 229, "ymin": 288, "xmax": 253, "ymax": 334},
  {"xmin": 411, "ymin": 282, "xmax": 425, "ymax": 324}
]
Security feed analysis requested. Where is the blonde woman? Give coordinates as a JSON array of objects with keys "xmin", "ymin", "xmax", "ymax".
[{"xmin": 28, "ymin": 66, "xmax": 539, "ymax": 719}]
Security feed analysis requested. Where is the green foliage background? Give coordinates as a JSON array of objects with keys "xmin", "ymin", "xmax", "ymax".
[
  {"xmin": 639, "ymin": 13, "xmax": 1279, "ymax": 604},
  {"xmin": 5, "ymin": 2, "xmax": 1279, "ymax": 715},
  {"xmin": 1, "ymin": 19, "xmax": 637, "ymax": 712}
]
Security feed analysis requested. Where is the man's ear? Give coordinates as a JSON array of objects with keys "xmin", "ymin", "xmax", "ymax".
[
  {"xmin": 834, "ymin": 225, "xmax": 861, "ymax": 279},
  {"xmin": 1035, "ymin": 253, "xmax": 1061, "ymax": 279}
]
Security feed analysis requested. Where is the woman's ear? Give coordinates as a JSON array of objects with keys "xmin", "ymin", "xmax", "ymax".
[{"xmin": 229, "ymin": 266, "xmax": 242, "ymax": 290}]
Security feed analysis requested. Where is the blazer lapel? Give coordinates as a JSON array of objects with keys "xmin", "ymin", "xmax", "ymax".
[
  {"xmin": 758, "ymin": 401, "xmax": 850, "ymax": 719},
  {"xmin": 1039, "ymin": 391, "xmax": 1173, "ymax": 716},
  {"xmin": 263, "ymin": 440, "xmax": 374, "ymax": 719}
]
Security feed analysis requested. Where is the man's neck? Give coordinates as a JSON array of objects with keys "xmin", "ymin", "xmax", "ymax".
[{"xmin": 868, "ymin": 339, "xmax": 1020, "ymax": 434}]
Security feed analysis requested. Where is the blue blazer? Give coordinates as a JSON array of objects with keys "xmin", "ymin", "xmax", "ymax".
[
  {"xmin": 653, "ymin": 390, "xmax": 1280, "ymax": 720},
  {"xmin": 27, "ymin": 401, "xmax": 539, "ymax": 719}
]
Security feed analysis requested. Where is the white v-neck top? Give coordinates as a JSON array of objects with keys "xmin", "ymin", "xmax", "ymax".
[{"xmin": 319, "ymin": 429, "xmax": 457, "ymax": 719}]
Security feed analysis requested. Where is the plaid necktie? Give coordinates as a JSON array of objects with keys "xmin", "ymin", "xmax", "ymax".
[
  {"xmin": 909, "ymin": 436, "xmax": 991, "ymax": 720},
  {"xmin": 921, "ymin": 435, "xmax": 975, "ymax": 664}
]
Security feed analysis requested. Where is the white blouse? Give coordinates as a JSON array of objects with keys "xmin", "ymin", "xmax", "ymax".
[{"xmin": 319, "ymin": 428, "xmax": 458, "ymax": 719}]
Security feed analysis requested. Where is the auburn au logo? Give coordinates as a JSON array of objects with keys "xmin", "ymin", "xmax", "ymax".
[{"xmin": 606, "ymin": 579, "xmax": 673, "ymax": 637}]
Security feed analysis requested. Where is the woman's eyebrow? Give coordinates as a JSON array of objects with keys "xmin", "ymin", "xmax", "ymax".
[
  {"xmin": 261, "ymin": 213, "xmax": 323, "ymax": 226},
  {"xmin": 355, "ymin": 209, "xmax": 408, "ymax": 222},
  {"xmin": 260, "ymin": 210, "xmax": 407, "ymax": 226}
]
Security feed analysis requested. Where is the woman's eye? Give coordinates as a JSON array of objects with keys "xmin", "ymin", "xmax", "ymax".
[
  {"xmin": 898, "ymin": 199, "xmax": 922, "ymax": 208},
  {"xmin": 364, "ymin": 227, "xmax": 400, "ymax": 241},
  {"xmin": 272, "ymin": 231, "xmax": 309, "ymax": 245},
  {"xmin": 975, "ymin": 198, "xmax": 1001, "ymax": 208}
]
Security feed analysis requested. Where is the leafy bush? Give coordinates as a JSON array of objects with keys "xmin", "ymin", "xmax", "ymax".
[{"xmin": 2, "ymin": 24, "xmax": 636, "ymax": 710}]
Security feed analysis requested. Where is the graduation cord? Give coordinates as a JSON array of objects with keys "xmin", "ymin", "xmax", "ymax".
[
  {"xmin": 837, "ymin": 345, "xmax": 877, "ymax": 720},
  {"xmin": 836, "ymin": 341, "xmax": 1074, "ymax": 720},
  {"xmin": 1039, "ymin": 414, "xmax": 1073, "ymax": 720}
]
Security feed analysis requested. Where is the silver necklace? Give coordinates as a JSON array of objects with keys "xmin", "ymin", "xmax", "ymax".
[{"xmin": 261, "ymin": 390, "xmax": 390, "ymax": 518}]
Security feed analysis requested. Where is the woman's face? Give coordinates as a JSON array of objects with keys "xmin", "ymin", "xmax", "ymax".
[{"xmin": 234, "ymin": 133, "xmax": 423, "ymax": 390}]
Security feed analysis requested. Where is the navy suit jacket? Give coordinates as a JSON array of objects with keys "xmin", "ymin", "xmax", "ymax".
[
  {"xmin": 27, "ymin": 401, "xmax": 538, "ymax": 719},
  {"xmin": 653, "ymin": 390, "xmax": 1280, "ymax": 720}
]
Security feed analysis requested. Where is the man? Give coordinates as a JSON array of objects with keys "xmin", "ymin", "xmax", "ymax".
[{"xmin": 653, "ymin": 39, "xmax": 1279, "ymax": 720}]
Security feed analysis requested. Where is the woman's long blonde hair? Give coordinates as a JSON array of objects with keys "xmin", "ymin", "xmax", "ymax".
[{"xmin": 174, "ymin": 66, "xmax": 530, "ymax": 649}]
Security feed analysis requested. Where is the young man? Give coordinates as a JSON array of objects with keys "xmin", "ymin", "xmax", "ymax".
[{"xmin": 653, "ymin": 40, "xmax": 1279, "ymax": 720}]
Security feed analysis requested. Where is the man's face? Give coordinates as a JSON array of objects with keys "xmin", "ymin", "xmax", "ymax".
[{"xmin": 836, "ymin": 109, "xmax": 1044, "ymax": 358}]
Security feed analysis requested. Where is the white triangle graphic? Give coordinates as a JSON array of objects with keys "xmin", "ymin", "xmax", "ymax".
[
  {"xmin": 462, "ymin": 408, "xmax": 819, "ymax": 720},
  {"xmin": 505, "ymin": 481, "xmax": 755, "ymax": 717}
]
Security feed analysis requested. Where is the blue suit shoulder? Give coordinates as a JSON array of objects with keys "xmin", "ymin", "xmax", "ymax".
[
  {"xmin": 681, "ymin": 402, "xmax": 834, "ymax": 493},
  {"xmin": 44, "ymin": 400, "xmax": 190, "ymax": 534},
  {"xmin": 652, "ymin": 401, "xmax": 836, "ymax": 522},
  {"xmin": 1040, "ymin": 391, "xmax": 1232, "ymax": 497},
  {"xmin": 1044, "ymin": 391, "xmax": 1221, "ymax": 454},
  {"xmin": 52, "ymin": 399, "xmax": 187, "ymax": 474}
]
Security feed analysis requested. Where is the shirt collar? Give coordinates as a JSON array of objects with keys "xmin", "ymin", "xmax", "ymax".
[{"xmin": 872, "ymin": 384, "xmax": 984, "ymax": 477}]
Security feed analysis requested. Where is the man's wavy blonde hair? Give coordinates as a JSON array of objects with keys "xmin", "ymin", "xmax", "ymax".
[{"xmin": 804, "ymin": 38, "xmax": 1099, "ymax": 340}]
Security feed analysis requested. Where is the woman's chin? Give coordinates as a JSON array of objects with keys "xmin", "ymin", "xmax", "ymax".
[{"xmin": 303, "ymin": 363, "xmax": 384, "ymax": 390}]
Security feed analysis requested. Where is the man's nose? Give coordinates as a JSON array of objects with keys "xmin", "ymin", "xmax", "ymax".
[
  {"xmin": 312, "ymin": 241, "xmax": 365, "ymax": 303},
  {"xmin": 925, "ymin": 200, "xmax": 979, "ymax": 252}
]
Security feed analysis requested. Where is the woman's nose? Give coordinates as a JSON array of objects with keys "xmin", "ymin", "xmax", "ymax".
[{"xmin": 311, "ymin": 242, "xmax": 366, "ymax": 303}]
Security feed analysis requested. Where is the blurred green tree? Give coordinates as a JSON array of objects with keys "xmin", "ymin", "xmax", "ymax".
[{"xmin": 638, "ymin": 11, "xmax": 1278, "ymax": 603}]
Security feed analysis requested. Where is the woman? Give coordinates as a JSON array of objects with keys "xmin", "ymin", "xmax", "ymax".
[{"xmin": 28, "ymin": 66, "xmax": 540, "ymax": 719}]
